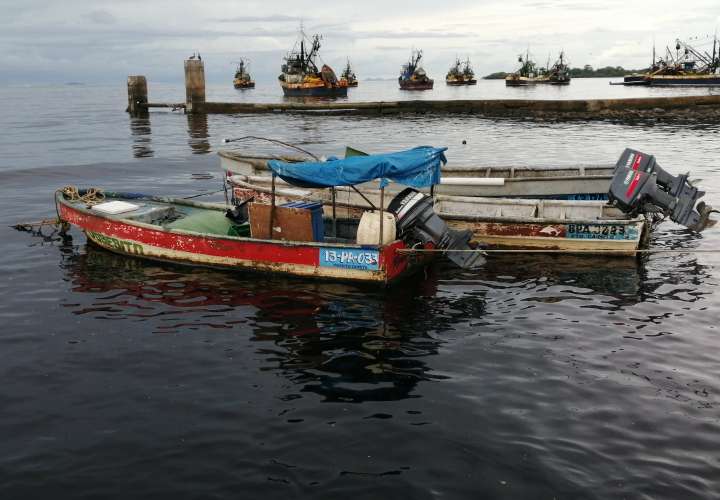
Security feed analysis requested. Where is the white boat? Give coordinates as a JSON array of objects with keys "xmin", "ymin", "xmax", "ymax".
[
  {"xmin": 226, "ymin": 174, "xmax": 648, "ymax": 255},
  {"xmin": 218, "ymin": 150, "xmax": 614, "ymax": 199}
]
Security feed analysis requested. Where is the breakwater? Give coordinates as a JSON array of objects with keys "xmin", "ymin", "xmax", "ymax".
[
  {"xmin": 194, "ymin": 95, "xmax": 720, "ymax": 119},
  {"xmin": 127, "ymin": 59, "xmax": 720, "ymax": 120}
]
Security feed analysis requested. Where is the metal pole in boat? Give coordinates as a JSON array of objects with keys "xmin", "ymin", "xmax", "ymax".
[
  {"xmin": 430, "ymin": 185, "xmax": 435, "ymax": 206},
  {"xmin": 269, "ymin": 174, "xmax": 276, "ymax": 240},
  {"xmin": 379, "ymin": 185, "xmax": 385, "ymax": 247},
  {"xmin": 331, "ymin": 187, "xmax": 337, "ymax": 238}
]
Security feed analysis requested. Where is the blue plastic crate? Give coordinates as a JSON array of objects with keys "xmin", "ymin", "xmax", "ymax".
[{"xmin": 280, "ymin": 200, "xmax": 324, "ymax": 242}]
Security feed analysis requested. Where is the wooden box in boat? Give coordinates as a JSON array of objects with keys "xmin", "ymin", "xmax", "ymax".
[
  {"xmin": 55, "ymin": 191, "xmax": 432, "ymax": 285},
  {"xmin": 218, "ymin": 150, "xmax": 614, "ymax": 199}
]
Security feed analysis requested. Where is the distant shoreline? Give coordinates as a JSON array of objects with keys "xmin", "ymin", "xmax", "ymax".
[{"xmin": 484, "ymin": 66, "xmax": 648, "ymax": 80}]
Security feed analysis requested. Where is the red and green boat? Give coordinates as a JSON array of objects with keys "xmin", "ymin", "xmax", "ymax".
[{"xmin": 56, "ymin": 147, "xmax": 482, "ymax": 285}]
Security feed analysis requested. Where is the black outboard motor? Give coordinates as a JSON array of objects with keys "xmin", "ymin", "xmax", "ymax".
[
  {"xmin": 387, "ymin": 188, "xmax": 485, "ymax": 269},
  {"xmin": 609, "ymin": 148, "xmax": 716, "ymax": 232}
]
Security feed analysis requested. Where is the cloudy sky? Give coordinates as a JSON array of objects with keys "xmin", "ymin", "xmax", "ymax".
[{"xmin": 1, "ymin": 0, "xmax": 719, "ymax": 84}]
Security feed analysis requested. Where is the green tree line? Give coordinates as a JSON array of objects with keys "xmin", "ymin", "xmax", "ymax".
[{"xmin": 484, "ymin": 65, "xmax": 648, "ymax": 79}]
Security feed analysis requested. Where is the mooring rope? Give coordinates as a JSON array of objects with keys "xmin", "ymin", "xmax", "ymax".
[
  {"xmin": 60, "ymin": 185, "xmax": 105, "ymax": 206},
  {"xmin": 397, "ymin": 248, "xmax": 720, "ymax": 255}
]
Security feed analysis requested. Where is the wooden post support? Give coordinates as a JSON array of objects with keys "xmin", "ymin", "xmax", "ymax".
[
  {"xmin": 126, "ymin": 75, "xmax": 148, "ymax": 115},
  {"xmin": 269, "ymin": 174, "xmax": 276, "ymax": 240},
  {"xmin": 379, "ymin": 186, "xmax": 385, "ymax": 247},
  {"xmin": 184, "ymin": 59, "xmax": 206, "ymax": 113},
  {"xmin": 331, "ymin": 187, "xmax": 337, "ymax": 238}
]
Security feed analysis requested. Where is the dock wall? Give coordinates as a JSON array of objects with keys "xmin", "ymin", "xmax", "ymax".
[{"xmin": 193, "ymin": 95, "xmax": 720, "ymax": 118}]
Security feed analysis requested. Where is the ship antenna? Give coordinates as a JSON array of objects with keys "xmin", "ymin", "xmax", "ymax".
[{"xmin": 652, "ymin": 36, "xmax": 656, "ymax": 66}]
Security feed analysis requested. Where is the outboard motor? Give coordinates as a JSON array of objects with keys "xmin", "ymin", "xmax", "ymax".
[
  {"xmin": 609, "ymin": 148, "xmax": 716, "ymax": 232},
  {"xmin": 387, "ymin": 188, "xmax": 485, "ymax": 269}
]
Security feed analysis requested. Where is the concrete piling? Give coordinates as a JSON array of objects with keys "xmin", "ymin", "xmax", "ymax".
[
  {"xmin": 184, "ymin": 59, "xmax": 206, "ymax": 112},
  {"xmin": 126, "ymin": 76, "xmax": 148, "ymax": 115}
]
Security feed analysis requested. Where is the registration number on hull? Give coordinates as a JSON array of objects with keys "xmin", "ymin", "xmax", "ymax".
[
  {"xmin": 566, "ymin": 224, "xmax": 638, "ymax": 240},
  {"xmin": 319, "ymin": 248, "xmax": 380, "ymax": 271}
]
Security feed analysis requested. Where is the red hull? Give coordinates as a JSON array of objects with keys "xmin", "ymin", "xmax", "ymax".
[{"xmin": 56, "ymin": 193, "xmax": 430, "ymax": 285}]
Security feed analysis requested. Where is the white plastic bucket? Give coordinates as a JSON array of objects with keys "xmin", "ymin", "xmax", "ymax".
[{"xmin": 356, "ymin": 211, "xmax": 397, "ymax": 245}]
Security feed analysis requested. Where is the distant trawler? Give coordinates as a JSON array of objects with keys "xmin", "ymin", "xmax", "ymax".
[
  {"xmin": 278, "ymin": 30, "xmax": 348, "ymax": 97},
  {"xmin": 340, "ymin": 59, "xmax": 358, "ymax": 87},
  {"xmin": 399, "ymin": 50, "xmax": 434, "ymax": 90},
  {"xmin": 233, "ymin": 59, "xmax": 255, "ymax": 89},
  {"xmin": 506, "ymin": 50, "xmax": 571, "ymax": 86},
  {"xmin": 620, "ymin": 37, "xmax": 720, "ymax": 86},
  {"xmin": 446, "ymin": 57, "xmax": 477, "ymax": 85},
  {"xmin": 505, "ymin": 51, "xmax": 538, "ymax": 86},
  {"xmin": 539, "ymin": 51, "xmax": 571, "ymax": 85}
]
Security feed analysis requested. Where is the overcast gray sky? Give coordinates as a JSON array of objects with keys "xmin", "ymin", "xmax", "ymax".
[{"xmin": 1, "ymin": 0, "xmax": 719, "ymax": 84}]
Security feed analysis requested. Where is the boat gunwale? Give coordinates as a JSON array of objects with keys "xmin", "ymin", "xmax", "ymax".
[
  {"xmin": 436, "ymin": 211, "xmax": 645, "ymax": 226},
  {"xmin": 218, "ymin": 150, "xmax": 615, "ymax": 178},
  {"xmin": 231, "ymin": 174, "xmax": 615, "ymax": 203},
  {"xmin": 227, "ymin": 176, "xmax": 644, "ymax": 226},
  {"xmin": 55, "ymin": 191, "xmax": 396, "ymax": 251}
]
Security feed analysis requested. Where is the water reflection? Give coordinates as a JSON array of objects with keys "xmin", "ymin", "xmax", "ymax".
[
  {"xmin": 58, "ymin": 244, "xmax": 454, "ymax": 401},
  {"xmin": 129, "ymin": 116, "xmax": 153, "ymax": 158},
  {"xmin": 186, "ymin": 113, "xmax": 210, "ymax": 154}
]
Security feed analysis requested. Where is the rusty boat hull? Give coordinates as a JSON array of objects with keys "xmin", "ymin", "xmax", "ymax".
[
  {"xmin": 399, "ymin": 79, "xmax": 434, "ymax": 90},
  {"xmin": 280, "ymin": 82, "xmax": 348, "ymax": 97},
  {"xmin": 56, "ymin": 191, "xmax": 430, "ymax": 285},
  {"xmin": 446, "ymin": 78, "xmax": 477, "ymax": 86},
  {"xmin": 233, "ymin": 80, "xmax": 256, "ymax": 89}
]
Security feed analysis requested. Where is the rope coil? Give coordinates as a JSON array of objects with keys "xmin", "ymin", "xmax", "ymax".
[{"xmin": 61, "ymin": 186, "xmax": 105, "ymax": 206}]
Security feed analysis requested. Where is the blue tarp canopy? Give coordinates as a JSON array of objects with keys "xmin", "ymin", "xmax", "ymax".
[{"xmin": 267, "ymin": 146, "xmax": 447, "ymax": 189}]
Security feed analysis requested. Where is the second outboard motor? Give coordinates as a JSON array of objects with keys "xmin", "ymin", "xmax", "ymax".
[
  {"xmin": 387, "ymin": 188, "xmax": 485, "ymax": 269},
  {"xmin": 609, "ymin": 148, "xmax": 716, "ymax": 232}
]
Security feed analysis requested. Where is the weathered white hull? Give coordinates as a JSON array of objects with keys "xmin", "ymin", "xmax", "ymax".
[
  {"xmin": 228, "ymin": 176, "xmax": 648, "ymax": 255},
  {"xmin": 218, "ymin": 150, "xmax": 614, "ymax": 198}
]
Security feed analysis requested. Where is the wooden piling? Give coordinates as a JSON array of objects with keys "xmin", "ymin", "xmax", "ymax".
[
  {"xmin": 126, "ymin": 75, "xmax": 148, "ymax": 115},
  {"xmin": 184, "ymin": 59, "xmax": 206, "ymax": 112}
]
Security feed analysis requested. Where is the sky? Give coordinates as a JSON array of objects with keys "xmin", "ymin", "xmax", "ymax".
[{"xmin": 1, "ymin": 0, "xmax": 719, "ymax": 84}]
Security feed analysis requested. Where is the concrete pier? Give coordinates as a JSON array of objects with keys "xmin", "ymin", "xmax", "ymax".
[
  {"xmin": 192, "ymin": 95, "xmax": 720, "ymax": 118},
  {"xmin": 184, "ymin": 59, "xmax": 206, "ymax": 112},
  {"xmin": 126, "ymin": 76, "xmax": 148, "ymax": 116}
]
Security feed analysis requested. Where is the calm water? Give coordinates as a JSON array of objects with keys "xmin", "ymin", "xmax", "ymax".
[{"xmin": 1, "ymin": 83, "xmax": 720, "ymax": 499}]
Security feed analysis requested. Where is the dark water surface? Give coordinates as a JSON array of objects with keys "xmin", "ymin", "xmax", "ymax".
[{"xmin": 1, "ymin": 84, "xmax": 720, "ymax": 499}]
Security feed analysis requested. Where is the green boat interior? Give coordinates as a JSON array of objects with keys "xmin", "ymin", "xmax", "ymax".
[{"xmin": 75, "ymin": 195, "xmax": 364, "ymax": 244}]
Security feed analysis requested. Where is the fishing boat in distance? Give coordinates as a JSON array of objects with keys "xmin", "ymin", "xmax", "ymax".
[
  {"xmin": 232, "ymin": 58, "xmax": 255, "ymax": 89},
  {"xmin": 279, "ymin": 30, "xmax": 348, "ymax": 97},
  {"xmin": 617, "ymin": 37, "xmax": 720, "ymax": 86},
  {"xmin": 218, "ymin": 149, "xmax": 615, "ymax": 199},
  {"xmin": 538, "ymin": 51, "xmax": 571, "ymax": 85},
  {"xmin": 399, "ymin": 50, "xmax": 434, "ymax": 90},
  {"xmin": 505, "ymin": 50, "xmax": 539, "ymax": 86},
  {"xmin": 340, "ymin": 59, "xmax": 358, "ymax": 87},
  {"xmin": 56, "ymin": 148, "xmax": 483, "ymax": 285},
  {"xmin": 446, "ymin": 57, "xmax": 477, "ymax": 85}
]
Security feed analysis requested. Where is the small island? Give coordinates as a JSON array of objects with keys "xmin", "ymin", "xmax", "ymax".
[{"xmin": 484, "ymin": 65, "xmax": 648, "ymax": 79}]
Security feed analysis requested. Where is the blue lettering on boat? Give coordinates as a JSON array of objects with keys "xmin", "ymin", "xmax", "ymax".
[
  {"xmin": 566, "ymin": 224, "xmax": 638, "ymax": 240},
  {"xmin": 319, "ymin": 248, "xmax": 380, "ymax": 271}
]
